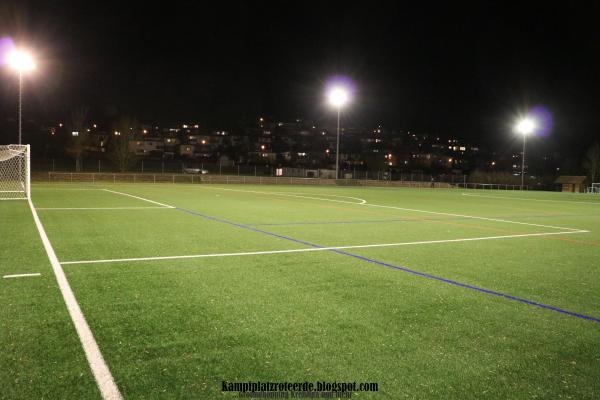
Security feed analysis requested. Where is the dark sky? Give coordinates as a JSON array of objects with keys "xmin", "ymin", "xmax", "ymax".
[{"xmin": 1, "ymin": 1, "xmax": 599, "ymax": 154}]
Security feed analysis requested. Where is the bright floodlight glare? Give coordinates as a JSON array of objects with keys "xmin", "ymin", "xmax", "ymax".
[
  {"xmin": 7, "ymin": 50, "xmax": 36, "ymax": 72},
  {"xmin": 328, "ymin": 87, "xmax": 349, "ymax": 107},
  {"xmin": 516, "ymin": 118, "xmax": 535, "ymax": 135}
]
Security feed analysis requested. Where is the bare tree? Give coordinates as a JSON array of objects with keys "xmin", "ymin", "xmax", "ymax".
[
  {"xmin": 65, "ymin": 107, "xmax": 89, "ymax": 172},
  {"xmin": 583, "ymin": 143, "xmax": 600, "ymax": 182},
  {"xmin": 108, "ymin": 116, "xmax": 139, "ymax": 172}
]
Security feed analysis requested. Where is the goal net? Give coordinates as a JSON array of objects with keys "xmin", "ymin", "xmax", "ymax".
[
  {"xmin": 588, "ymin": 183, "xmax": 600, "ymax": 194},
  {"xmin": 0, "ymin": 144, "xmax": 30, "ymax": 200}
]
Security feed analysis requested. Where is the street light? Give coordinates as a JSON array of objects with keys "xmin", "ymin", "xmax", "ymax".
[
  {"xmin": 515, "ymin": 117, "xmax": 536, "ymax": 188},
  {"xmin": 7, "ymin": 49, "xmax": 36, "ymax": 145},
  {"xmin": 327, "ymin": 86, "xmax": 350, "ymax": 179}
]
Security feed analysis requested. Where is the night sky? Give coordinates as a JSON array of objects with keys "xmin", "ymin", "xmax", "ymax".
[{"xmin": 1, "ymin": 1, "xmax": 599, "ymax": 155}]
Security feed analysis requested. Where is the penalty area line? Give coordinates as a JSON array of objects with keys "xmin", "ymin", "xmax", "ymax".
[
  {"xmin": 37, "ymin": 206, "xmax": 172, "ymax": 210},
  {"xmin": 60, "ymin": 229, "xmax": 589, "ymax": 266},
  {"xmin": 101, "ymin": 189, "xmax": 175, "ymax": 208},
  {"xmin": 362, "ymin": 202, "xmax": 585, "ymax": 232},
  {"xmin": 196, "ymin": 186, "xmax": 584, "ymax": 232},
  {"xmin": 199, "ymin": 186, "xmax": 368, "ymax": 204},
  {"xmin": 461, "ymin": 192, "xmax": 600, "ymax": 205},
  {"xmin": 3, "ymin": 273, "xmax": 41, "ymax": 279}
]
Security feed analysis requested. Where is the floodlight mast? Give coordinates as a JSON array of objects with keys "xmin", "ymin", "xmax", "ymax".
[
  {"xmin": 328, "ymin": 87, "xmax": 349, "ymax": 179},
  {"xmin": 7, "ymin": 49, "xmax": 36, "ymax": 145},
  {"xmin": 515, "ymin": 118, "xmax": 535, "ymax": 188}
]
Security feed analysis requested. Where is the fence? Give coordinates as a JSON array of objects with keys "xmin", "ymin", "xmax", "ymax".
[
  {"xmin": 456, "ymin": 183, "xmax": 530, "ymax": 190},
  {"xmin": 43, "ymin": 172, "xmax": 465, "ymax": 189},
  {"xmin": 31, "ymin": 158, "xmax": 469, "ymax": 183},
  {"xmin": 586, "ymin": 183, "xmax": 600, "ymax": 193},
  {"xmin": 34, "ymin": 158, "xmax": 545, "ymax": 190}
]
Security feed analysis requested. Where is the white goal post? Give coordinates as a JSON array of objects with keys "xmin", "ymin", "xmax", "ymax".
[
  {"xmin": 0, "ymin": 144, "xmax": 30, "ymax": 200},
  {"xmin": 588, "ymin": 183, "xmax": 600, "ymax": 194}
]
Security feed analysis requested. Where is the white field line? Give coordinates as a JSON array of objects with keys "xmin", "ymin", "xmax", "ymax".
[
  {"xmin": 34, "ymin": 188, "xmax": 102, "ymax": 191},
  {"xmin": 200, "ymin": 186, "xmax": 585, "ymax": 232},
  {"xmin": 28, "ymin": 199, "xmax": 122, "ymax": 400},
  {"xmin": 0, "ymin": 198, "xmax": 27, "ymax": 201},
  {"xmin": 3, "ymin": 273, "xmax": 41, "ymax": 279},
  {"xmin": 37, "ymin": 206, "xmax": 171, "ymax": 210},
  {"xmin": 201, "ymin": 186, "xmax": 367, "ymax": 204},
  {"xmin": 102, "ymin": 189, "xmax": 175, "ymax": 208},
  {"xmin": 462, "ymin": 192, "xmax": 600, "ymax": 205},
  {"xmin": 363, "ymin": 203, "xmax": 584, "ymax": 232},
  {"xmin": 60, "ymin": 229, "xmax": 589, "ymax": 266}
]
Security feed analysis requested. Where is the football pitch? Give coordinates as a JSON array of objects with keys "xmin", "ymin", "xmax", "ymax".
[{"xmin": 2, "ymin": 183, "xmax": 600, "ymax": 399}]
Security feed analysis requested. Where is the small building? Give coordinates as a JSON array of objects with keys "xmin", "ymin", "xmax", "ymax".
[
  {"xmin": 179, "ymin": 144, "xmax": 195, "ymax": 157},
  {"xmin": 555, "ymin": 176, "xmax": 590, "ymax": 193},
  {"xmin": 129, "ymin": 138, "xmax": 164, "ymax": 156}
]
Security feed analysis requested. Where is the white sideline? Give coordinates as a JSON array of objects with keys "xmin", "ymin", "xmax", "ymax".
[
  {"xmin": 60, "ymin": 229, "xmax": 589, "ymax": 266},
  {"xmin": 37, "ymin": 206, "xmax": 171, "ymax": 210},
  {"xmin": 462, "ymin": 192, "xmax": 600, "ymax": 205},
  {"xmin": 201, "ymin": 186, "xmax": 585, "ymax": 232},
  {"xmin": 102, "ymin": 189, "xmax": 175, "ymax": 208},
  {"xmin": 3, "ymin": 273, "xmax": 41, "ymax": 279},
  {"xmin": 28, "ymin": 199, "xmax": 122, "ymax": 400}
]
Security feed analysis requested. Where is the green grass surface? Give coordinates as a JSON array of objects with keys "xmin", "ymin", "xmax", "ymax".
[{"xmin": 2, "ymin": 183, "xmax": 600, "ymax": 399}]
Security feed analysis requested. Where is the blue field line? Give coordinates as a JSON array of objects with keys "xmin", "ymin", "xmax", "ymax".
[
  {"xmin": 246, "ymin": 213, "xmax": 592, "ymax": 227},
  {"xmin": 248, "ymin": 218, "xmax": 419, "ymax": 226},
  {"xmin": 176, "ymin": 207, "xmax": 600, "ymax": 324}
]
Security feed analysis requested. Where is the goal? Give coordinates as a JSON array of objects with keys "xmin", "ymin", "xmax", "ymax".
[
  {"xmin": 588, "ymin": 183, "xmax": 600, "ymax": 194},
  {"xmin": 0, "ymin": 144, "xmax": 30, "ymax": 200}
]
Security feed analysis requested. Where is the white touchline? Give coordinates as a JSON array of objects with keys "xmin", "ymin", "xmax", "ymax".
[
  {"xmin": 37, "ymin": 206, "xmax": 172, "ymax": 210},
  {"xmin": 3, "ymin": 273, "xmax": 41, "ymax": 279},
  {"xmin": 461, "ymin": 192, "xmax": 600, "ymax": 205},
  {"xmin": 28, "ymin": 199, "xmax": 123, "ymax": 400},
  {"xmin": 60, "ymin": 229, "xmax": 589, "ymax": 266},
  {"xmin": 102, "ymin": 189, "xmax": 175, "ymax": 208},
  {"xmin": 198, "ymin": 186, "xmax": 586, "ymax": 232}
]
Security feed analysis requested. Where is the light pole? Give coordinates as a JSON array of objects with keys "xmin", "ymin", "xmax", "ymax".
[
  {"xmin": 515, "ymin": 118, "xmax": 535, "ymax": 188},
  {"xmin": 7, "ymin": 49, "xmax": 36, "ymax": 145},
  {"xmin": 327, "ymin": 87, "xmax": 349, "ymax": 179}
]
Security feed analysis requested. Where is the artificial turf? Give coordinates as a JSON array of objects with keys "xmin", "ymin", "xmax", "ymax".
[{"xmin": 2, "ymin": 183, "xmax": 600, "ymax": 399}]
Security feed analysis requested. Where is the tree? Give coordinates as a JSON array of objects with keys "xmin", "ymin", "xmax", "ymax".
[
  {"xmin": 108, "ymin": 116, "xmax": 138, "ymax": 172},
  {"xmin": 583, "ymin": 143, "xmax": 600, "ymax": 182},
  {"xmin": 65, "ymin": 107, "xmax": 89, "ymax": 172}
]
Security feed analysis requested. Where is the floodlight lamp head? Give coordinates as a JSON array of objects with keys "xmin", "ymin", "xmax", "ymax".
[
  {"xmin": 516, "ymin": 118, "xmax": 535, "ymax": 136},
  {"xmin": 7, "ymin": 49, "xmax": 35, "ymax": 73},
  {"xmin": 328, "ymin": 87, "xmax": 349, "ymax": 108}
]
